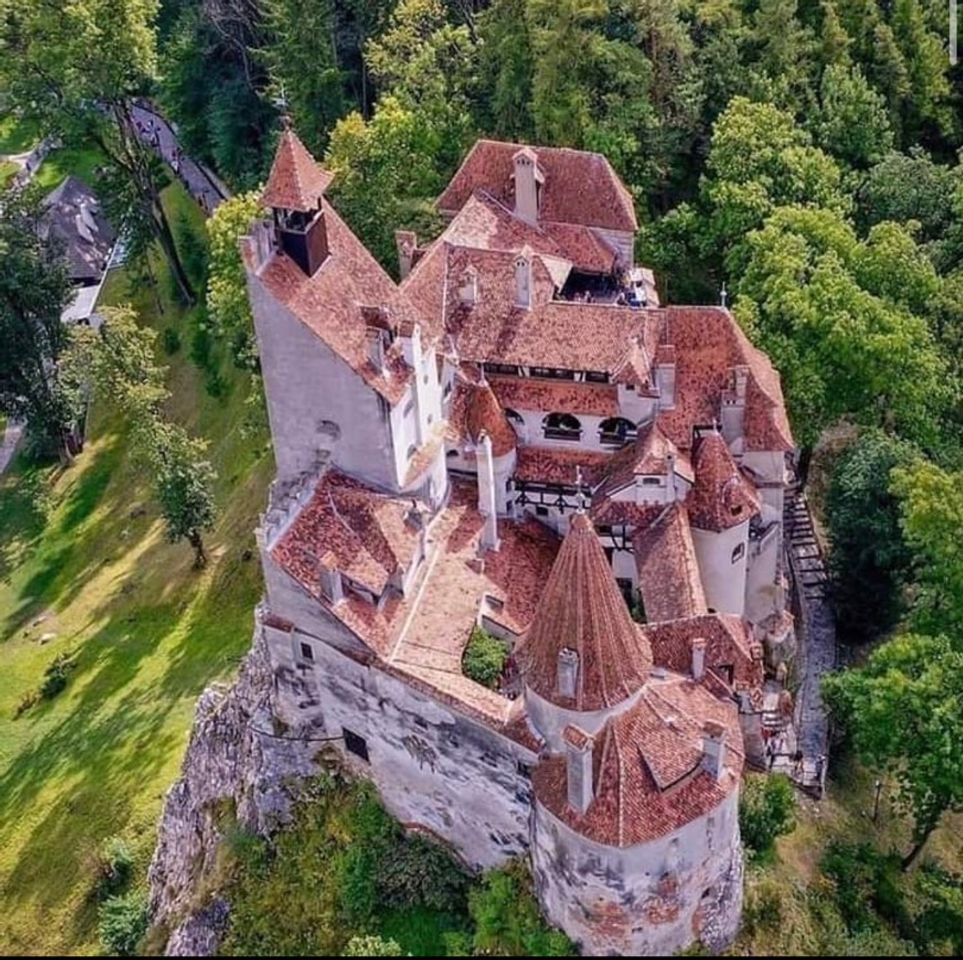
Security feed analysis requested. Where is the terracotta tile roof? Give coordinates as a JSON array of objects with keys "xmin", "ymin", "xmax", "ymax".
[
  {"xmin": 541, "ymin": 220, "xmax": 619, "ymax": 274},
  {"xmin": 644, "ymin": 613, "xmax": 764, "ymax": 695},
  {"xmin": 488, "ymin": 374, "xmax": 620, "ymax": 417},
  {"xmin": 652, "ymin": 307, "xmax": 794, "ymax": 453},
  {"xmin": 271, "ymin": 470, "xmax": 422, "ymax": 598},
  {"xmin": 611, "ymin": 339, "xmax": 654, "ymax": 389},
  {"xmin": 590, "ymin": 500, "xmax": 664, "ymax": 527},
  {"xmin": 514, "ymin": 446, "xmax": 610, "ymax": 486},
  {"xmin": 515, "ymin": 513, "xmax": 653, "ymax": 710},
  {"xmin": 632, "ymin": 504, "xmax": 708, "ymax": 623},
  {"xmin": 532, "ymin": 675, "xmax": 743, "ymax": 847},
  {"xmin": 686, "ymin": 430, "xmax": 761, "ymax": 532},
  {"xmin": 447, "ymin": 375, "xmax": 517, "ymax": 456},
  {"xmin": 256, "ymin": 199, "xmax": 429, "ymax": 403},
  {"xmin": 403, "ymin": 420, "xmax": 448, "ymax": 487},
  {"xmin": 563, "ymin": 724, "xmax": 593, "ymax": 750},
  {"xmin": 593, "ymin": 421, "xmax": 693, "ymax": 503},
  {"xmin": 438, "ymin": 140, "xmax": 637, "ymax": 234},
  {"xmin": 261, "ymin": 127, "xmax": 333, "ymax": 212}
]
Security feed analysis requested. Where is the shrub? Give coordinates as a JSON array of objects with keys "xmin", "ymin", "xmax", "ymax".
[
  {"xmin": 739, "ymin": 774, "xmax": 796, "ymax": 860},
  {"xmin": 39, "ymin": 653, "xmax": 75, "ymax": 701},
  {"xmin": 343, "ymin": 934, "xmax": 403, "ymax": 956},
  {"xmin": 95, "ymin": 836, "xmax": 134, "ymax": 900},
  {"xmin": 177, "ymin": 212, "xmax": 209, "ymax": 288},
  {"xmin": 98, "ymin": 890, "xmax": 148, "ymax": 956},
  {"xmin": 468, "ymin": 861, "xmax": 573, "ymax": 956},
  {"xmin": 379, "ymin": 834, "xmax": 469, "ymax": 913},
  {"xmin": 162, "ymin": 327, "xmax": 181, "ymax": 355},
  {"xmin": 462, "ymin": 627, "xmax": 509, "ymax": 689}
]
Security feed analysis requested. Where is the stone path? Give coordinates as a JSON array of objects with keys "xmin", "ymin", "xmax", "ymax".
[
  {"xmin": 131, "ymin": 103, "xmax": 231, "ymax": 213},
  {"xmin": 782, "ymin": 489, "xmax": 837, "ymax": 795},
  {"xmin": 0, "ymin": 419, "xmax": 23, "ymax": 476}
]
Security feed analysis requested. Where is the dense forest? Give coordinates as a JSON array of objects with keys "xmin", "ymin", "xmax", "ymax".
[{"xmin": 1, "ymin": 0, "xmax": 962, "ymax": 954}]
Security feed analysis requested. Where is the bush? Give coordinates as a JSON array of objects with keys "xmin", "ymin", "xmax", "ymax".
[
  {"xmin": 739, "ymin": 774, "xmax": 796, "ymax": 860},
  {"xmin": 343, "ymin": 934, "xmax": 403, "ymax": 956},
  {"xmin": 162, "ymin": 327, "xmax": 181, "ymax": 355},
  {"xmin": 98, "ymin": 890, "xmax": 148, "ymax": 956},
  {"xmin": 462, "ymin": 627, "xmax": 509, "ymax": 689},
  {"xmin": 39, "ymin": 652, "xmax": 75, "ymax": 701},
  {"xmin": 177, "ymin": 212, "xmax": 209, "ymax": 288},
  {"xmin": 95, "ymin": 836, "xmax": 134, "ymax": 901},
  {"xmin": 468, "ymin": 861, "xmax": 573, "ymax": 956},
  {"xmin": 379, "ymin": 834, "xmax": 469, "ymax": 913}
]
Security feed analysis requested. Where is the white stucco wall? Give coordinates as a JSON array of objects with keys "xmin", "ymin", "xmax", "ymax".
[
  {"xmin": 525, "ymin": 685, "xmax": 643, "ymax": 753},
  {"xmin": 691, "ymin": 521, "xmax": 749, "ymax": 616},
  {"xmin": 531, "ymin": 789, "xmax": 743, "ymax": 956}
]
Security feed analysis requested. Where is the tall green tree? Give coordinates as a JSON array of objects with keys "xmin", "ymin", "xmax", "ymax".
[
  {"xmin": 824, "ymin": 633, "xmax": 963, "ymax": 870},
  {"xmin": 0, "ymin": 188, "xmax": 84, "ymax": 461},
  {"xmin": 0, "ymin": 0, "xmax": 197, "ymax": 302},
  {"xmin": 814, "ymin": 63, "xmax": 893, "ymax": 168}
]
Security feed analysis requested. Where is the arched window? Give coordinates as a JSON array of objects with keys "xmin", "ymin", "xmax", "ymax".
[
  {"xmin": 542, "ymin": 412, "xmax": 582, "ymax": 441},
  {"xmin": 598, "ymin": 417, "xmax": 637, "ymax": 447},
  {"xmin": 504, "ymin": 408, "xmax": 525, "ymax": 437},
  {"xmin": 407, "ymin": 444, "xmax": 418, "ymax": 459}
]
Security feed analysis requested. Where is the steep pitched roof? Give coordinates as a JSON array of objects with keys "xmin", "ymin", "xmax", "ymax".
[
  {"xmin": 515, "ymin": 513, "xmax": 652, "ymax": 710},
  {"xmin": 593, "ymin": 421, "xmax": 693, "ymax": 503},
  {"xmin": 447, "ymin": 375, "xmax": 517, "ymax": 457},
  {"xmin": 531, "ymin": 674, "xmax": 743, "ymax": 847},
  {"xmin": 438, "ymin": 140, "xmax": 637, "ymax": 233},
  {"xmin": 686, "ymin": 431, "xmax": 761, "ymax": 532},
  {"xmin": 261, "ymin": 127, "xmax": 334, "ymax": 212}
]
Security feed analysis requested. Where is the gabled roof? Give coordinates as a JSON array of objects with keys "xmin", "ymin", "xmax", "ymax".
[
  {"xmin": 447, "ymin": 374, "xmax": 517, "ymax": 457},
  {"xmin": 41, "ymin": 176, "xmax": 116, "ymax": 284},
  {"xmin": 515, "ymin": 513, "xmax": 652, "ymax": 711},
  {"xmin": 438, "ymin": 140, "xmax": 637, "ymax": 234},
  {"xmin": 531, "ymin": 674, "xmax": 743, "ymax": 847},
  {"xmin": 686, "ymin": 430, "xmax": 761, "ymax": 532},
  {"xmin": 262, "ymin": 127, "xmax": 334, "ymax": 212},
  {"xmin": 593, "ymin": 421, "xmax": 693, "ymax": 503}
]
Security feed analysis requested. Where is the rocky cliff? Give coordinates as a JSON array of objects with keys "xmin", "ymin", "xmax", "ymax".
[{"xmin": 147, "ymin": 618, "xmax": 322, "ymax": 955}]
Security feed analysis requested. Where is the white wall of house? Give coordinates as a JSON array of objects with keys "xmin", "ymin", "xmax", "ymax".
[
  {"xmin": 691, "ymin": 520, "xmax": 749, "ymax": 616},
  {"xmin": 525, "ymin": 685, "xmax": 644, "ymax": 753}
]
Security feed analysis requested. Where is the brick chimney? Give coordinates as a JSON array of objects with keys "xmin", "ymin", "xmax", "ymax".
[
  {"xmin": 701, "ymin": 720, "xmax": 727, "ymax": 780},
  {"xmin": 557, "ymin": 647, "xmax": 579, "ymax": 699},
  {"xmin": 691, "ymin": 637, "xmax": 707, "ymax": 681},
  {"xmin": 512, "ymin": 147, "xmax": 542, "ymax": 223},
  {"xmin": 563, "ymin": 725, "xmax": 595, "ymax": 814}
]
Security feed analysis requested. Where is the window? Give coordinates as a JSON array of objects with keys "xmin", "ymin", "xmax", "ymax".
[
  {"xmin": 542, "ymin": 412, "xmax": 582, "ymax": 441},
  {"xmin": 407, "ymin": 443, "xmax": 418, "ymax": 459},
  {"xmin": 598, "ymin": 417, "xmax": 637, "ymax": 447},
  {"xmin": 642, "ymin": 476, "xmax": 661, "ymax": 486},
  {"xmin": 443, "ymin": 380, "xmax": 452, "ymax": 397},
  {"xmin": 536, "ymin": 505, "xmax": 549, "ymax": 517},
  {"xmin": 584, "ymin": 370, "xmax": 609, "ymax": 383},
  {"xmin": 731, "ymin": 542, "xmax": 745, "ymax": 563},
  {"xmin": 343, "ymin": 728, "xmax": 369, "ymax": 762},
  {"xmin": 404, "ymin": 398, "xmax": 415, "ymax": 416},
  {"xmin": 530, "ymin": 366, "xmax": 575, "ymax": 380},
  {"xmin": 299, "ymin": 642, "xmax": 314, "ymax": 662}
]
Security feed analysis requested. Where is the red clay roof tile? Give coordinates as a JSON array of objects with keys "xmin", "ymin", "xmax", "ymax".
[
  {"xmin": 262, "ymin": 128, "xmax": 333, "ymax": 212},
  {"xmin": 686, "ymin": 430, "xmax": 761, "ymax": 532}
]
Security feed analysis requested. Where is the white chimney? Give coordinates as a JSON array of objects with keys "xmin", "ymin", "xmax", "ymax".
[
  {"xmin": 459, "ymin": 266, "xmax": 478, "ymax": 306},
  {"xmin": 666, "ymin": 450, "xmax": 676, "ymax": 499},
  {"xmin": 512, "ymin": 147, "xmax": 541, "ymax": 223},
  {"xmin": 563, "ymin": 725, "xmax": 595, "ymax": 814},
  {"xmin": 656, "ymin": 358, "xmax": 676, "ymax": 409},
  {"xmin": 366, "ymin": 326, "xmax": 386, "ymax": 372},
  {"xmin": 691, "ymin": 637, "xmax": 707, "ymax": 681},
  {"xmin": 395, "ymin": 229, "xmax": 417, "ymax": 280},
  {"xmin": 557, "ymin": 647, "xmax": 579, "ymax": 699},
  {"xmin": 514, "ymin": 253, "xmax": 532, "ymax": 310},
  {"xmin": 701, "ymin": 721, "xmax": 727, "ymax": 780},
  {"xmin": 478, "ymin": 432, "xmax": 500, "ymax": 552},
  {"xmin": 319, "ymin": 563, "xmax": 344, "ymax": 605}
]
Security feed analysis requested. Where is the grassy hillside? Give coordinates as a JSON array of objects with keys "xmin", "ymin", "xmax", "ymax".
[{"xmin": 0, "ymin": 181, "xmax": 271, "ymax": 954}]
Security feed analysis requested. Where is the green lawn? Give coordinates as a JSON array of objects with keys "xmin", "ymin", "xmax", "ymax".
[
  {"xmin": 33, "ymin": 142, "xmax": 107, "ymax": 191},
  {"xmin": 0, "ymin": 181, "xmax": 272, "ymax": 954},
  {"xmin": 0, "ymin": 112, "xmax": 40, "ymax": 155}
]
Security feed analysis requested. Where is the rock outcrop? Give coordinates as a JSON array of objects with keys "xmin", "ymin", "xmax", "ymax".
[{"xmin": 147, "ymin": 617, "xmax": 322, "ymax": 955}]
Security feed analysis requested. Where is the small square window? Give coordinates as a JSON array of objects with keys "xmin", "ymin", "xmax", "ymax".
[
  {"xmin": 535, "ymin": 505, "xmax": 549, "ymax": 517},
  {"xmin": 299, "ymin": 642, "xmax": 314, "ymax": 662},
  {"xmin": 343, "ymin": 727, "xmax": 369, "ymax": 762}
]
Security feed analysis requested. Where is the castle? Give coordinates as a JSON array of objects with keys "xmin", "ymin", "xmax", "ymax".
[{"xmin": 241, "ymin": 129, "xmax": 795, "ymax": 955}]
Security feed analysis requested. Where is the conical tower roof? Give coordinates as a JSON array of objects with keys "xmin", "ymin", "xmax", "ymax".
[
  {"xmin": 262, "ymin": 126, "xmax": 333, "ymax": 212},
  {"xmin": 516, "ymin": 513, "xmax": 652, "ymax": 710}
]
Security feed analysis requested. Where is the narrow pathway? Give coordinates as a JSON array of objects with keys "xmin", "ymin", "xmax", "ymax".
[
  {"xmin": 131, "ymin": 103, "xmax": 231, "ymax": 213},
  {"xmin": 782, "ymin": 489, "xmax": 837, "ymax": 795},
  {"xmin": 0, "ymin": 419, "xmax": 23, "ymax": 476}
]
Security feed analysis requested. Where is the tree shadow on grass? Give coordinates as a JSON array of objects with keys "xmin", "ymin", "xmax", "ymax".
[{"xmin": 0, "ymin": 458, "xmax": 59, "ymax": 585}]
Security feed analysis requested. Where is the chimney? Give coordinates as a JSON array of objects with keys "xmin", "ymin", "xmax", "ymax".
[
  {"xmin": 366, "ymin": 326, "xmax": 386, "ymax": 372},
  {"xmin": 691, "ymin": 637, "xmax": 707, "ymax": 681},
  {"xmin": 459, "ymin": 266, "xmax": 478, "ymax": 306},
  {"xmin": 655, "ymin": 348, "xmax": 676, "ymax": 410},
  {"xmin": 557, "ymin": 647, "xmax": 579, "ymax": 699},
  {"xmin": 319, "ymin": 563, "xmax": 344, "ymax": 605},
  {"xmin": 395, "ymin": 229, "xmax": 417, "ymax": 280},
  {"xmin": 666, "ymin": 450, "xmax": 676, "ymax": 499},
  {"xmin": 563, "ymin": 725, "xmax": 595, "ymax": 814},
  {"xmin": 512, "ymin": 147, "xmax": 541, "ymax": 223},
  {"xmin": 701, "ymin": 721, "xmax": 727, "ymax": 780},
  {"xmin": 278, "ymin": 207, "xmax": 329, "ymax": 276},
  {"xmin": 514, "ymin": 253, "xmax": 532, "ymax": 310},
  {"xmin": 478, "ymin": 432, "xmax": 500, "ymax": 551}
]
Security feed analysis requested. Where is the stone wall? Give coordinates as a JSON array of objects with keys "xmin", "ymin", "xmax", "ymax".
[{"xmin": 530, "ymin": 789, "xmax": 743, "ymax": 956}]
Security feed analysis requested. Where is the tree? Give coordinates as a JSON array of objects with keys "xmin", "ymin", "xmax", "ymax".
[
  {"xmin": 206, "ymin": 191, "xmax": 263, "ymax": 367},
  {"xmin": 733, "ymin": 205, "xmax": 950, "ymax": 447},
  {"xmin": 814, "ymin": 63, "xmax": 893, "ymax": 168},
  {"xmin": 891, "ymin": 461, "xmax": 963, "ymax": 639},
  {"xmin": 823, "ymin": 633, "xmax": 963, "ymax": 870},
  {"xmin": 0, "ymin": 187, "xmax": 84, "ymax": 461},
  {"xmin": 748, "ymin": 0, "xmax": 816, "ymax": 112},
  {"xmin": 739, "ymin": 773, "xmax": 796, "ymax": 859},
  {"xmin": 342, "ymin": 935, "xmax": 402, "ymax": 957},
  {"xmin": 0, "ymin": 1, "xmax": 198, "ymax": 303},
  {"xmin": 825, "ymin": 430, "xmax": 916, "ymax": 644}
]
